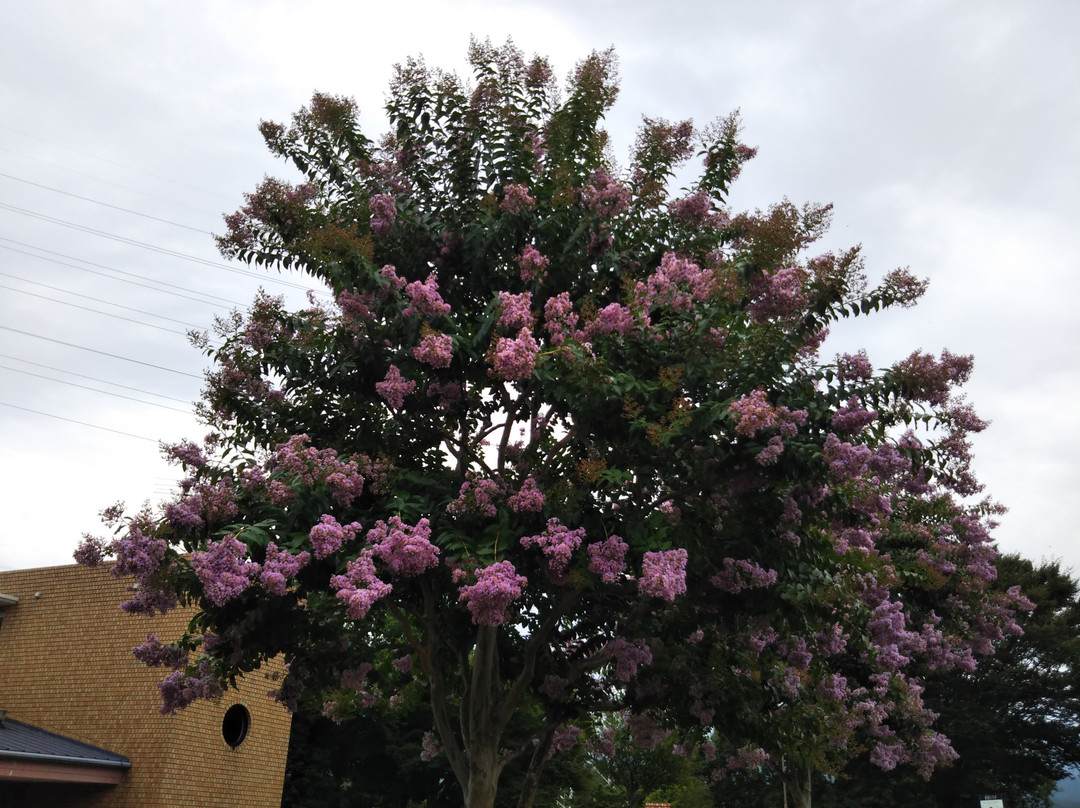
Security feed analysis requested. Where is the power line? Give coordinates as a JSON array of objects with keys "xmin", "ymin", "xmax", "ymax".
[
  {"xmin": 0, "ymin": 124, "xmax": 237, "ymax": 202},
  {"xmin": 0, "ymin": 200, "xmax": 325, "ymax": 294},
  {"xmin": 0, "ymin": 143, "xmax": 221, "ymax": 217},
  {"xmin": 0, "ymin": 171, "xmax": 212, "ymax": 234},
  {"xmin": 1, "ymin": 283, "xmax": 195, "ymax": 337},
  {"xmin": 0, "ymin": 270, "xmax": 207, "ymax": 329},
  {"xmin": 0, "ymin": 237, "xmax": 244, "ymax": 307},
  {"xmin": 0, "ymin": 326, "xmax": 204, "ymax": 378},
  {"xmin": 0, "ymin": 400, "xmax": 159, "ymax": 443},
  {"xmin": 0, "ymin": 353, "xmax": 192, "ymax": 403},
  {"xmin": 0, "ymin": 364, "xmax": 193, "ymax": 413}
]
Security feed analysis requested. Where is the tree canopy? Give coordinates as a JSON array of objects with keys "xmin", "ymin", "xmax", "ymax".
[{"xmin": 77, "ymin": 40, "xmax": 1027, "ymax": 808}]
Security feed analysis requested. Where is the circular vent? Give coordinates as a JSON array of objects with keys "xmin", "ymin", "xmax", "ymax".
[{"xmin": 222, "ymin": 704, "xmax": 250, "ymax": 748}]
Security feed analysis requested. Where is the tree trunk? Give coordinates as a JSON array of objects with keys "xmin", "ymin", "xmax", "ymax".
[{"xmin": 781, "ymin": 763, "xmax": 813, "ymax": 808}]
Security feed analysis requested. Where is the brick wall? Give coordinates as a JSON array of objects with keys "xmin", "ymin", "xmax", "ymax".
[{"xmin": 0, "ymin": 564, "xmax": 292, "ymax": 808}]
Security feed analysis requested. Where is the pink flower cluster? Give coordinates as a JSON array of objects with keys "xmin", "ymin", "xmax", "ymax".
[
  {"xmin": 507, "ymin": 476, "xmax": 545, "ymax": 512},
  {"xmin": 132, "ymin": 634, "xmax": 188, "ymax": 669},
  {"xmin": 331, "ymin": 550, "xmax": 393, "ymax": 619},
  {"xmin": 584, "ymin": 302, "xmax": 636, "ymax": 339},
  {"xmin": 380, "ymin": 263, "xmax": 407, "ymax": 291},
  {"xmin": 376, "ymin": 364, "xmax": 416, "ymax": 409},
  {"xmin": 367, "ymin": 516, "xmax": 440, "ymax": 576},
  {"xmin": 402, "ymin": 274, "xmax": 451, "ymax": 319},
  {"xmin": 544, "ymin": 293, "xmax": 583, "ymax": 347},
  {"xmin": 748, "ymin": 266, "xmax": 808, "ymax": 322},
  {"xmin": 602, "ymin": 637, "xmax": 653, "ymax": 681},
  {"xmin": 726, "ymin": 745, "xmax": 770, "ymax": 771},
  {"xmin": 709, "ymin": 558, "xmax": 778, "ymax": 594},
  {"xmin": 161, "ymin": 440, "xmax": 207, "ymax": 470},
  {"xmin": 638, "ymin": 548, "xmax": 688, "ymax": 601},
  {"xmin": 728, "ymin": 389, "xmax": 807, "ymax": 439},
  {"xmin": 627, "ymin": 713, "xmax": 669, "ymax": 751},
  {"xmin": 491, "ymin": 328, "xmax": 539, "ymax": 381},
  {"xmin": 369, "ymin": 193, "xmax": 396, "ymax": 236},
  {"xmin": 308, "ymin": 514, "xmax": 361, "ymax": 558},
  {"xmin": 191, "ymin": 534, "xmax": 260, "ymax": 606},
  {"xmin": 157, "ymin": 661, "xmax": 223, "ymax": 715},
  {"xmin": 267, "ymin": 434, "xmax": 366, "ymax": 507},
  {"xmin": 582, "ymin": 168, "xmax": 631, "ymax": 219},
  {"xmin": 517, "ymin": 245, "xmax": 549, "ymax": 283},
  {"xmin": 412, "ymin": 331, "xmax": 454, "ymax": 368},
  {"xmin": 497, "ymin": 291, "xmax": 535, "ymax": 331},
  {"xmin": 520, "ymin": 518, "xmax": 586, "ymax": 578},
  {"xmin": 633, "ymin": 252, "xmax": 714, "ymax": 314},
  {"xmin": 457, "ymin": 561, "xmax": 527, "ymax": 626},
  {"xmin": 587, "ymin": 535, "xmax": 629, "ymax": 583},
  {"xmin": 832, "ymin": 396, "xmax": 879, "ymax": 433},
  {"xmin": 546, "ymin": 725, "xmax": 581, "ymax": 759},
  {"xmin": 500, "ymin": 184, "xmax": 536, "ymax": 215},
  {"xmin": 260, "ymin": 543, "xmax": 310, "ymax": 595},
  {"xmin": 447, "ymin": 474, "xmax": 505, "ymax": 517}
]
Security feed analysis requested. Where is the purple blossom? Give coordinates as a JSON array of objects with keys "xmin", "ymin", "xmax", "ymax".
[
  {"xmin": 602, "ymin": 637, "xmax": 653, "ymax": 681},
  {"xmin": 546, "ymin": 725, "xmax": 581, "ymax": 759},
  {"xmin": 497, "ymin": 291, "xmax": 535, "ymax": 331},
  {"xmin": 367, "ymin": 516, "xmax": 440, "ymax": 576},
  {"xmin": 627, "ymin": 713, "xmax": 668, "ymax": 751},
  {"xmin": 870, "ymin": 741, "xmax": 908, "ymax": 772},
  {"xmin": 402, "ymin": 274, "xmax": 451, "ymax": 319},
  {"xmin": 491, "ymin": 328, "xmax": 539, "ymax": 381},
  {"xmin": 447, "ymin": 475, "xmax": 505, "ymax": 517},
  {"xmin": 755, "ymin": 435, "xmax": 785, "ymax": 465},
  {"xmin": 132, "ymin": 634, "xmax": 188, "ymax": 669},
  {"xmin": 157, "ymin": 661, "xmax": 223, "ymax": 715},
  {"xmin": 517, "ymin": 245, "xmax": 549, "ymax": 283},
  {"xmin": 260, "ymin": 543, "xmax": 310, "ymax": 595},
  {"xmin": 728, "ymin": 390, "xmax": 776, "ymax": 438},
  {"xmin": 582, "ymin": 168, "xmax": 631, "ymax": 219},
  {"xmin": 520, "ymin": 517, "xmax": 585, "ymax": 578},
  {"xmin": 457, "ymin": 561, "xmax": 527, "ymax": 626},
  {"xmin": 639, "ymin": 549, "xmax": 688, "ymax": 601},
  {"xmin": 73, "ymin": 533, "xmax": 107, "ymax": 567},
  {"xmin": 500, "ymin": 184, "xmax": 536, "ymax": 215},
  {"xmin": 421, "ymin": 731, "xmax": 441, "ymax": 761},
  {"xmin": 832, "ymin": 396, "xmax": 879, "ymax": 433},
  {"xmin": 748, "ymin": 266, "xmax": 807, "ymax": 322},
  {"xmin": 369, "ymin": 193, "xmax": 396, "ymax": 236},
  {"xmin": 331, "ymin": 550, "xmax": 393, "ymax": 618},
  {"xmin": 191, "ymin": 534, "xmax": 259, "ymax": 606},
  {"xmin": 633, "ymin": 252, "xmax": 714, "ymax": 314},
  {"xmin": 309, "ymin": 514, "xmax": 362, "ymax": 559},
  {"xmin": 544, "ymin": 293, "xmax": 582, "ymax": 348},
  {"xmin": 161, "ymin": 440, "xmax": 207, "ymax": 470},
  {"xmin": 837, "ymin": 350, "xmax": 873, "ymax": 382},
  {"xmin": 584, "ymin": 302, "xmax": 636, "ymax": 339},
  {"xmin": 412, "ymin": 331, "xmax": 454, "ymax": 368},
  {"xmin": 507, "ymin": 476, "xmax": 545, "ymax": 512},
  {"xmin": 709, "ymin": 558, "xmax": 778, "ymax": 594},
  {"xmin": 726, "ymin": 745, "xmax": 770, "ymax": 771},
  {"xmin": 587, "ymin": 535, "xmax": 629, "ymax": 583},
  {"xmin": 376, "ymin": 364, "xmax": 416, "ymax": 409},
  {"xmin": 380, "ymin": 263, "xmax": 406, "ymax": 291}
]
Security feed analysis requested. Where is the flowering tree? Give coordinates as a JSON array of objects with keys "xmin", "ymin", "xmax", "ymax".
[{"xmin": 77, "ymin": 41, "xmax": 1026, "ymax": 808}]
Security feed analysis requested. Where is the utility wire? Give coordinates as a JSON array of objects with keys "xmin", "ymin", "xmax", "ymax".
[
  {"xmin": 0, "ymin": 364, "xmax": 193, "ymax": 413},
  {"xmin": 0, "ymin": 200, "xmax": 326, "ymax": 295},
  {"xmin": 0, "ymin": 353, "xmax": 192, "ymax": 403},
  {"xmin": 0, "ymin": 237, "xmax": 244, "ymax": 307},
  {"xmin": 0, "ymin": 143, "xmax": 221, "ymax": 217},
  {"xmin": 1, "ymin": 282, "xmax": 197, "ymax": 336},
  {"xmin": 0, "ymin": 400, "xmax": 159, "ymax": 442},
  {"xmin": 0, "ymin": 270, "xmax": 207, "ymax": 329},
  {"xmin": 0, "ymin": 326, "xmax": 204, "ymax": 378},
  {"xmin": 0, "ymin": 124, "xmax": 237, "ymax": 202},
  {"xmin": 0, "ymin": 171, "xmax": 212, "ymax": 234}
]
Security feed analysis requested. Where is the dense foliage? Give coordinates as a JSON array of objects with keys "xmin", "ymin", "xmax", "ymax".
[{"xmin": 77, "ymin": 41, "xmax": 1026, "ymax": 808}]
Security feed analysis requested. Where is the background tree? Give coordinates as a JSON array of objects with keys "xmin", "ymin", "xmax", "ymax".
[{"xmin": 77, "ymin": 40, "xmax": 1024, "ymax": 808}]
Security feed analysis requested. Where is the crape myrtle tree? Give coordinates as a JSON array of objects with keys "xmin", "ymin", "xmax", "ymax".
[{"xmin": 76, "ymin": 41, "xmax": 1028, "ymax": 808}]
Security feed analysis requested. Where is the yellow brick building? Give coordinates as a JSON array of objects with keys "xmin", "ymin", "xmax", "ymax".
[{"xmin": 0, "ymin": 563, "xmax": 292, "ymax": 807}]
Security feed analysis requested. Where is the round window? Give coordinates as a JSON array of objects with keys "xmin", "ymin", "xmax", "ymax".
[{"xmin": 222, "ymin": 704, "xmax": 250, "ymax": 748}]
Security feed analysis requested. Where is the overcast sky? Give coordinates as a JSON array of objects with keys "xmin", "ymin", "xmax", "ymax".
[{"xmin": 0, "ymin": 1, "xmax": 1076, "ymax": 574}]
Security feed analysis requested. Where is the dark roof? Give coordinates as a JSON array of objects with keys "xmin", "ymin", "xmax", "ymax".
[{"xmin": 0, "ymin": 718, "xmax": 131, "ymax": 768}]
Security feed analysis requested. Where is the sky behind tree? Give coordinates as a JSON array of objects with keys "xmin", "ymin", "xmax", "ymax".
[{"xmin": 0, "ymin": 0, "xmax": 1076, "ymax": 573}]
